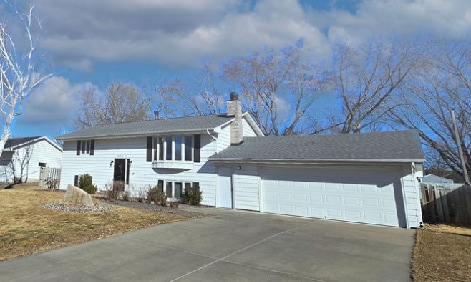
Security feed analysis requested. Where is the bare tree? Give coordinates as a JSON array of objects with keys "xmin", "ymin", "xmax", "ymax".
[
  {"xmin": 178, "ymin": 62, "xmax": 226, "ymax": 116},
  {"xmin": 143, "ymin": 77, "xmax": 182, "ymax": 119},
  {"xmin": 0, "ymin": 1, "xmax": 51, "ymax": 155},
  {"xmin": 9, "ymin": 143, "xmax": 33, "ymax": 183},
  {"xmin": 325, "ymin": 40, "xmax": 421, "ymax": 133},
  {"xmin": 222, "ymin": 40, "xmax": 325, "ymax": 136},
  {"xmin": 74, "ymin": 82, "xmax": 151, "ymax": 128},
  {"xmin": 390, "ymin": 40, "xmax": 471, "ymax": 180}
]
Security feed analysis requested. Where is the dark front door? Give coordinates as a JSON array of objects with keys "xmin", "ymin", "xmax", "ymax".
[{"xmin": 114, "ymin": 159, "xmax": 126, "ymax": 183}]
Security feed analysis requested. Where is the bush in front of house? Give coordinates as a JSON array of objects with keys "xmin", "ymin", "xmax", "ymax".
[
  {"xmin": 182, "ymin": 184, "xmax": 202, "ymax": 206},
  {"xmin": 147, "ymin": 184, "xmax": 167, "ymax": 207},
  {"xmin": 103, "ymin": 181, "xmax": 122, "ymax": 201},
  {"xmin": 78, "ymin": 174, "xmax": 97, "ymax": 194}
]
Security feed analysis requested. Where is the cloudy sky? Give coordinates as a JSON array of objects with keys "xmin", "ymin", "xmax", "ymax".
[{"xmin": 7, "ymin": 0, "xmax": 471, "ymax": 138}]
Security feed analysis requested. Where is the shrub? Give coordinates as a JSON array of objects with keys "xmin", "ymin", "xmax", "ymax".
[
  {"xmin": 137, "ymin": 187, "xmax": 147, "ymax": 203},
  {"xmin": 147, "ymin": 184, "xmax": 167, "ymax": 207},
  {"xmin": 182, "ymin": 184, "xmax": 202, "ymax": 206},
  {"xmin": 104, "ymin": 181, "xmax": 120, "ymax": 201},
  {"xmin": 78, "ymin": 174, "xmax": 97, "ymax": 194}
]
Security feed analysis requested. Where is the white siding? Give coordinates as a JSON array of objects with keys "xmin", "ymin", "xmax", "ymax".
[
  {"xmin": 216, "ymin": 124, "xmax": 230, "ymax": 153},
  {"xmin": 60, "ymin": 134, "xmax": 219, "ymax": 207},
  {"xmin": 25, "ymin": 139, "xmax": 62, "ymax": 181},
  {"xmin": 242, "ymin": 118, "xmax": 258, "ymax": 137},
  {"xmin": 401, "ymin": 165, "xmax": 423, "ymax": 228},
  {"xmin": 0, "ymin": 138, "xmax": 62, "ymax": 182},
  {"xmin": 233, "ymin": 165, "xmax": 260, "ymax": 211}
]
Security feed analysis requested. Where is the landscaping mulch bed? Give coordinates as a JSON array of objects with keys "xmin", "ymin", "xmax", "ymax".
[{"xmin": 106, "ymin": 200, "xmax": 209, "ymax": 219}]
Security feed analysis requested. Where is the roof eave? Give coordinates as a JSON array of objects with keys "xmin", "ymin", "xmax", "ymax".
[
  {"xmin": 57, "ymin": 128, "xmax": 217, "ymax": 141},
  {"xmin": 209, "ymin": 158, "xmax": 425, "ymax": 165}
]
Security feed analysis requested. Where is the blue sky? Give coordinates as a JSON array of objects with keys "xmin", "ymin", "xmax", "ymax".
[{"xmin": 6, "ymin": 0, "xmax": 471, "ymax": 139}]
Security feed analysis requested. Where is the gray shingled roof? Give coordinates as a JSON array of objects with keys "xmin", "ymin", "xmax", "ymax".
[
  {"xmin": 209, "ymin": 130, "xmax": 424, "ymax": 163},
  {"xmin": 56, "ymin": 115, "xmax": 234, "ymax": 140},
  {"xmin": 5, "ymin": 136, "xmax": 42, "ymax": 148}
]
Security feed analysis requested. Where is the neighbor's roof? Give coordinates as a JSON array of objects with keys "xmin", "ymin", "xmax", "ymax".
[
  {"xmin": 209, "ymin": 130, "xmax": 424, "ymax": 163},
  {"xmin": 4, "ymin": 136, "xmax": 62, "ymax": 151},
  {"xmin": 5, "ymin": 136, "xmax": 42, "ymax": 148},
  {"xmin": 422, "ymin": 174, "xmax": 454, "ymax": 184},
  {"xmin": 56, "ymin": 115, "xmax": 235, "ymax": 140}
]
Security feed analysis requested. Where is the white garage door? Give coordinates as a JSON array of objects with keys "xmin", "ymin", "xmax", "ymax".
[{"xmin": 261, "ymin": 166, "xmax": 405, "ymax": 227}]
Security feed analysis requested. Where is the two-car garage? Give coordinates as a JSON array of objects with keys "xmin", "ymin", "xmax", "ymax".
[
  {"xmin": 210, "ymin": 131, "xmax": 425, "ymax": 228},
  {"xmin": 260, "ymin": 166, "xmax": 406, "ymax": 227}
]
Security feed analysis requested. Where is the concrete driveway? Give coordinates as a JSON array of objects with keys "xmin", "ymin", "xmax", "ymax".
[{"xmin": 0, "ymin": 207, "xmax": 415, "ymax": 281}]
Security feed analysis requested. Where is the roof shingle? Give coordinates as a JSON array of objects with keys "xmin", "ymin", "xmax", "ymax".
[
  {"xmin": 209, "ymin": 130, "xmax": 424, "ymax": 163},
  {"xmin": 56, "ymin": 115, "xmax": 234, "ymax": 140}
]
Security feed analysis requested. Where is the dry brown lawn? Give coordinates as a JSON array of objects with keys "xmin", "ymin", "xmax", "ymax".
[
  {"xmin": 411, "ymin": 224, "xmax": 471, "ymax": 281},
  {"xmin": 0, "ymin": 185, "xmax": 186, "ymax": 261}
]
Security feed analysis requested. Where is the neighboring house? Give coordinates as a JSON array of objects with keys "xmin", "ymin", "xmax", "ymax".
[
  {"xmin": 422, "ymin": 174, "xmax": 454, "ymax": 184},
  {"xmin": 0, "ymin": 136, "xmax": 63, "ymax": 183},
  {"xmin": 56, "ymin": 93, "xmax": 424, "ymax": 228}
]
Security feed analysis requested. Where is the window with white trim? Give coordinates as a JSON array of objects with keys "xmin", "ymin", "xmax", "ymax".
[
  {"xmin": 152, "ymin": 135, "xmax": 195, "ymax": 162},
  {"xmin": 157, "ymin": 180, "xmax": 199, "ymax": 200},
  {"xmin": 76, "ymin": 140, "xmax": 95, "ymax": 155}
]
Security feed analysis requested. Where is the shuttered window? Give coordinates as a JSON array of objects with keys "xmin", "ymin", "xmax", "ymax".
[
  {"xmin": 90, "ymin": 140, "xmax": 95, "ymax": 155},
  {"xmin": 146, "ymin": 137, "xmax": 152, "ymax": 162},
  {"xmin": 194, "ymin": 134, "xmax": 200, "ymax": 163},
  {"xmin": 76, "ymin": 141, "xmax": 81, "ymax": 155}
]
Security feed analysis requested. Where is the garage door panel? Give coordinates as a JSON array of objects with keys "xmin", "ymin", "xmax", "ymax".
[
  {"xmin": 309, "ymin": 207, "xmax": 325, "ymax": 218},
  {"xmin": 309, "ymin": 194, "xmax": 323, "ymax": 203},
  {"xmin": 326, "ymin": 195, "xmax": 342, "ymax": 204},
  {"xmin": 326, "ymin": 208, "xmax": 342, "ymax": 218},
  {"xmin": 344, "ymin": 210, "xmax": 362, "ymax": 221},
  {"xmin": 342, "ymin": 183, "xmax": 359, "ymax": 192},
  {"xmin": 362, "ymin": 198, "xmax": 380, "ymax": 207},
  {"xmin": 261, "ymin": 166, "xmax": 402, "ymax": 227},
  {"xmin": 293, "ymin": 193, "xmax": 308, "ymax": 201},
  {"xmin": 279, "ymin": 204, "xmax": 294, "ymax": 213},
  {"xmin": 343, "ymin": 196, "xmax": 360, "ymax": 206},
  {"xmin": 364, "ymin": 212, "xmax": 382, "ymax": 223}
]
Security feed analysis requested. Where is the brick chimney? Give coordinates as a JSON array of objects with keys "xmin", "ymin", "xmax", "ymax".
[{"xmin": 227, "ymin": 92, "xmax": 243, "ymax": 145}]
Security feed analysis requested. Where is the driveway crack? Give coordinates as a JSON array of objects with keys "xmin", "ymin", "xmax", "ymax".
[{"xmin": 169, "ymin": 225, "xmax": 309, "ymax": 282}]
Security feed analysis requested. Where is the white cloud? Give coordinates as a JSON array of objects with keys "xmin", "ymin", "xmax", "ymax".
[
  {"xmin": 14, "ymin": 76, "xmax": 95, "ymax": 133},
  {"xmin": 309, "ymin": 0, "xmax": 471, "ymax": 44},
  {"xmin": 37, "ymin": 0, "xmax": 329, "ymax": 68},
  {"xmin": 31, "ymin": 0, "xmax": 471, "ymax": 71}
]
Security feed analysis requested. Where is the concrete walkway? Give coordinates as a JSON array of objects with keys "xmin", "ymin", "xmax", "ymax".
[{"xmin": 0, "ymin": 207, "xmax": 415, "ymax": 281}]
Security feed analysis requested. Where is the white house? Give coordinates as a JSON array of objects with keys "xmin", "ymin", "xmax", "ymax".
[
  {"xmin": 57, "ymin": 93, "xmax": 424, "ymax": 228},
  {"xmin": 0, "ymin": 136, "xmax": 63, "ymax": 183}
]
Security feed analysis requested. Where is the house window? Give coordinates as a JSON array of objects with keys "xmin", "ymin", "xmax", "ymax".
[
  {"xmin": 159, "ymin": 180, "xmax": 199, "ymax": 200},
  {"xmin": 175, "ymin": 182, "xmax": 182, "ymax": 199},
  {"xmin": 184, "ymin": 136, "xmax": 192, "ymax": 161},
  {"xmin": 165, "ymin": 136, "xmax": 173, "ymax": 160},
  {"xmin": 175, "ymin": 136, "xmax": 182, "ymax": 161},
  {"xmin": 166, "ymin": 181, "xmax": 173, "ymax": 197},
  {"xmin": 76, "ymin": 140, "xmax": 95, "ymax": 155},
  {"xmin": 150, "ymin": 135, "xmax": 198, "ymax": 162}
]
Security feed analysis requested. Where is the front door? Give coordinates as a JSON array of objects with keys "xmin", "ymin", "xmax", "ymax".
[
  {"xmin": 113, "ymin": 159, "xmax": 131, "ymax": 189},
  {"xmin": 217, "ymin": 167, "xmax": 233, "ymax": 208}
]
